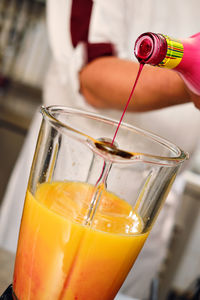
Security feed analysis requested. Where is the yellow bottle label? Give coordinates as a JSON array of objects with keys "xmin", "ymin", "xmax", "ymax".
[{"xmin": 158, "ymin": 35, "xmax": 184, "ymax": 69}]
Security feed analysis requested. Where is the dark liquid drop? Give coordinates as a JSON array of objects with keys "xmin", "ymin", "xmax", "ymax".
[{"xmin": 95, "ymin": 141, "xmax": 132, "ymax": 159}]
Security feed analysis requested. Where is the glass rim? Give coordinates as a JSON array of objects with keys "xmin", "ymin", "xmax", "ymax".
[{"xmin": 41, "ymin": 105, "xmax": 188, "ymax": 166}]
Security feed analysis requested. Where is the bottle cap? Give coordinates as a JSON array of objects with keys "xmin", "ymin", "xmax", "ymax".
[{"xmin": 134, "ymin": 32, "xmax": 167, "ymax": 65}]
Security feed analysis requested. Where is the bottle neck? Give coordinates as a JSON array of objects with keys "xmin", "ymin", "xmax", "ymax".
[
  {"xmin": 134, "ymin": 33, "xmax": 167, "ymax": 65},
  {"xmin": 134, "ymin": 32, "xmax": 184, "ymax": 69},
  {"xmin": 158, "ymin": 35, "xmax": 184, "ymax": 69}
]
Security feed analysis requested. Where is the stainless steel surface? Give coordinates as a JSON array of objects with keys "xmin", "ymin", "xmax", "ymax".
[
  {"xmin": 116, "ymin": 294, "xmax": 137, "ymax": 300},
  {"xmin": 0, "ymin": 81, "xmax": 42, "ymax": 133},
  {"xmin": 0, "ymin": 248, "xmax": 15, "ymax": 295},
  {"xmin": 0, "ymin": 82, "xmax": 42, "ymax": 204}
]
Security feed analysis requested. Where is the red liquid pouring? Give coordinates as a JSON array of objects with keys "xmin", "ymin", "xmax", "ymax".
[
  {"xmin": 111, "ymin": 63, "xmax": 144, "ymax": 144},
  {"xmin": 90, "ymin": 63, "xmax": 145, "ymax": 225},
  {"xmin": 95, "ymin": 63, "xmax": 144, "ymax": 186}
]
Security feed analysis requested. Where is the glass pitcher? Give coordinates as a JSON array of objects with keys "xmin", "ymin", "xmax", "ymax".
[{"xmin": 11, "ymin": 106, "xmax": 187, "ymax": 300}]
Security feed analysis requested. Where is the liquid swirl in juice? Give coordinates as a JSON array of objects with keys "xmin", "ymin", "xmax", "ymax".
[{"xmin": 13, "ymin": 181, "xmax": 149, "ymax": 300}]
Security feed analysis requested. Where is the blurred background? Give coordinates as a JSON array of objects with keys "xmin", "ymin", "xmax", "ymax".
[
  {"xmin": 0, "ymin": 0, "xmax": 51, "ymax": 205},
  {"xmin": 0, "ymin": 0, "xmax": 200, "ymax": 299}
]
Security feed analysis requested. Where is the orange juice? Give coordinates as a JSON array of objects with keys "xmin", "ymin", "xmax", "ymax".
[{"xmin": 13, "ymin": 182, "xmax": 148, "ymax": 300}]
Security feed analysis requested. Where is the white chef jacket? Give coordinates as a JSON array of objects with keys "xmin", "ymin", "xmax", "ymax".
[{"xmin": 0, "ymin": 1, "xmax": 200, "ymax": 299}]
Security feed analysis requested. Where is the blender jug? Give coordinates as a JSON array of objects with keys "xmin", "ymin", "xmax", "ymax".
[{"xmin": 11, "ymin": 106, "xmax": 187, "ymax": 300}]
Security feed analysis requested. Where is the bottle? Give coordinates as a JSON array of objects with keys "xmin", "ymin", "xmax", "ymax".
[{"xmin": 134, "ymin": 32, "xmax": 200, "ymax": 95}]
